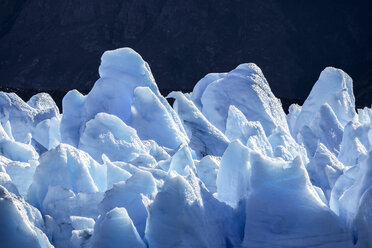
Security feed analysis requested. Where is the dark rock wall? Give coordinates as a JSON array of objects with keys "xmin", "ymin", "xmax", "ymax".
[{"xmin": 0, "ymin": 0, "xmax": 370, "ymax": 108}]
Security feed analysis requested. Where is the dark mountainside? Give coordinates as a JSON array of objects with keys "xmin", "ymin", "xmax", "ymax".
[{"xmin": 0, "ymin": 0, "xmax": 371, "ymax": 110}]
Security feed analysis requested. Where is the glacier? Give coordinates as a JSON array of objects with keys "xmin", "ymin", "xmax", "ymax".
[{"xmin": 0, "ymin": 47, "xmax": 371, "ymax": 247}]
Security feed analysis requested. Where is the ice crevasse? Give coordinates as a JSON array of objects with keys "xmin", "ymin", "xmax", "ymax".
[{"xmin": 0, "ymin": 47, "xmax": 371, "ymax": 248}]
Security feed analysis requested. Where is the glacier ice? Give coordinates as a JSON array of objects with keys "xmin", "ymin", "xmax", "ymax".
[
  {"xmin": 0, "ymin": 137, "xmax": 39, "ymax": 197},
  {"xmin": 33, "ymin": 117, "xmax": 61, "ymax": 151},
  {"xmin": 0, "ymin": 156, "xmax": 36, "ymax": 197},
  {"xmin": 27, "ymin": 143, "xmax": 106, "ymax": 210},
  {"xmin": 168, "ymin": 144, "xmax": 197, "ymax": 176},
  {"xmin": 338, "ymin": 120, "xmax": 370, "ymax": 166},
  {"xmin": 306, "ymin": 143, "xmax": 344, "ymax": 200},
  {"xmin": 145, "ymin": 170, "xmax": 233, "ymax": 248},
  {"xmin": 330, "ymin": 151, "xmax": 372, "ymax": 226},
  {"xmin": 103, "ymin": 155, "xmax": 132, "ymax": 189},
  {"xmin": 352, "ymin": 184, "xmax": 372, "ymax": 247},
  {"xmin": 98, "ymin": 170, "xmax": 156, "ymax": 238},
  {"xmin": 27, "ymin": 93, "xmax": 60, "ymax": 118},
  {"xmin": 70, "ymin": 216, "xmax": 95, "ymax": 230},
  {"xmin": 60, "ymin": 89, "xmax": 86, "ymax": 147},
  {"xmin": 195, "ymin": 155, "xmax": 220, "ymax": 194},
  {"xmin": 169, "ymin": 91, "xmax": 229, "ymax": 157},
  {"xmin": 268, "ymin": 125, "xmax": 308, "ymax": 163},
  {"xmin": 83, "ymin": 47, "xmax": 158, "ymax": 124},
  {"xmin": 60, "ymin": 47, "xmax": 187, "ymax": 150},
  {"xmin": 286, "ymin": 103, "xmax": 302, "ymax": 136},
  {"xmin": 0, "ymin": 47, "xmax": 371, "ymax": 248},
  {"xmin": 293, "ymin": 68, "xmax": 357, "ymax": 154},
  {"xmin": 225, "ymin": 105, "xmax": 272, "ymax": 157},
  {"xmin": 88, "ymin": 207, "xmax": 146, "ymax": 248},
  {"xmin": 197, "ymin": 63, "xmax": 289, "ymax": 135},
  {"xmin": 0, "ymin": 138, "xmax": 38, "ymax": 163},
  {"xmin": 0, "ymin": 186, "xmax": 53, "ymax": 248},
  {"xmin": 78, "ymin": 112, "xmax": 147, "ymax": 163},
  {"xmin": 0, "ymin": 171, "xmax": 20, "ymax": 196},
  {"xmin": 216, "ymin": 140, "xmax": 251, "ymax": 208},
  {"xmin": 329, "ymin": 151, "xmax": 372, "ymax": 246},
  {"xmin": 242, "ymin": 153, "xmax": 351, "ymax": 247},
  {"xmin": 0, "ymin": 92, "xmax": 59, "ymax": 144},
  {"xmin": 131, "ymin": 87, "xmax": 188, "ymax": 149},
  {"xmin": 310, "ymin": 103, "xmax": 344, "ymax": 155},
  {"xmin": 191, "ymin": 72, "xmax": 227, "ymax": 110},
  {"xmin": 294, "ymin": 67, "xmax": 356, "ymax": 136}
]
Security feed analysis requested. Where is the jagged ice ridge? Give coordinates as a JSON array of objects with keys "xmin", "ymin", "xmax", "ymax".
[{"xmin": 0, "ymin": 47, "xmax": 371, "ymax": 248}]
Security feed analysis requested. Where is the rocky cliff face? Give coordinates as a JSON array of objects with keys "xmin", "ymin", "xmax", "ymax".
[{"xmin": 0, "ymin": 0, "xmax": 370, "ymax": 107}]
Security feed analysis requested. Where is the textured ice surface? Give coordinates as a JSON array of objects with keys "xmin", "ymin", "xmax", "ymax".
[
  {"xmin": 27, "ymin": 144, "xmax": 106, "ymax": 210},
  {"xmin": 226, "ymin": 105, "xmax": 275, "ymax": 158},
  {"xmin": 60, "ymin": 47, "xmax": 186, "ymax": 150},
  {"xmin": 0, "ymin": 47, "xmax": 370, "ymax": 248},
  {"xmin": 329, "ymin": 151, "xmax": 372, "ymax": 246},
  {"xmin": 330, "ymin": 152, "xmax": 372, "ymax": 226},
  {"xmin": 0, "ymin": 92, "xmax": 59, "ymax": 144},
  {"xmin": 27, "ymin": 93, "xmax": 60, "ymax": 117},
  {"xmin": 169, "ymin": 91, "xmax": 229, "ymax": 157},
  {"xmin": 0, "ymin": 171, "xmax": 20, "ymax": 196},
  {"xmin": 268, "ymin": 125, "xmax": 308, "ymax": 163},
  {"xmin": 352, "ymin": 184, "xmax": 372, "ymax": 247},
  {"xmin": 191, "ymin": 73, "xmax": 227, "ymax": 110},
  {"xmin": 98, "ymin": 170, "xmax": 156, "ymax": 238},
  {"xmin": 242, "ymin": 153, "xmax": 351, "ymax": 247},
  {"xmin": 293, "ymin": 67, "xmax": 357, "ymax": 157},
  {"xmin": 0, "ymin": 137, "xmax": 39, "ymax": 197},
  {"xmin": 60, "ymin": 89, "xmax": 86, "ymax": 147},
  {"xmin": 145, "ymin": 170, "xmax": 234, "ymax": 248},
  {"xmin": 0, "ymin": 157, "xmax": 36, "ymax": 197},
  {"xmin": 33, "ymin": 117, "xmax": 61, "ymax": 150},
  {"xmin": 198, "ymin": 63, "xmax": 289, "ymax": 135},
  {"xmin": 88, "ymin": 208, "xmax": 146, "ymax": 248},
  {"xmin": 294, "ymin": 67, "xmax": 356, "ymax": 136},
  {"xmin": 0, "ymin": 186, "xmax": 53, "ymax": 248},
  {"xmin": 103, "ymin": 155, "xmax": 132, "ymax": 189},
  {"xmin": 310, "ymin": 103, "xmax": 344, "ymax": 155},
  {"xmin": 79, "ymin": 112, "xmax": 147, "ymax": 163},
  {"xmin": 216, "ymin": 140, "xmax": 250, "ymax": 208},
  {"xmin": 338, "ymin": 120, "xmax": 370, "ymax": 166},
  {"xmin": 132, "ymin": 87, "xmax": 188, "ymax": 149},
  {"xmin": 168, "ymin": 144, "xmax": 197, "ymax": 176},
  {"xmin": 307, "ymin": 143, "xmax": 344, "ymax": 200},
  {"xmin": 195, "ymin": 155, "xmax": 220, "ymax": 194}
]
